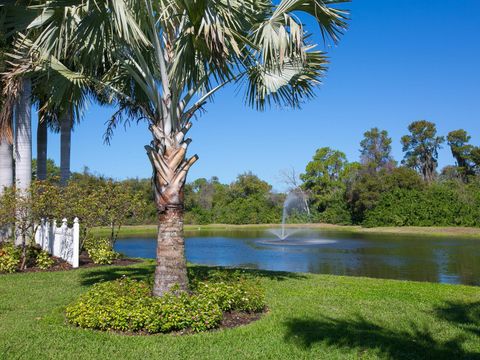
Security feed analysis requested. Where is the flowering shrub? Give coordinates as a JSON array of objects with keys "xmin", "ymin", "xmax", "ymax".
[{"xmin": 65, "ymin": 275, "xmax": 265, "ymax": 333}]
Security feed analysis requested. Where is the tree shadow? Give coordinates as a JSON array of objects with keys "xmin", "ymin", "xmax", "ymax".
[
  {"xmin": 80, "ymin": 262, "xmax": 306, "ymax": 286},
  {"xmin": 80, "ymin": 263, "xmax": 156, "ymax": 286},
  {"xmin": 434, "ymin": 301, "xmax": 480, "ymax": 337},
  {"xmin": 188, "ymin": 264, "xmax": 308, "ymax": 282},
  {"xmin": 284, "ymin": 315, "xmax": 480, "ymax": 360}
]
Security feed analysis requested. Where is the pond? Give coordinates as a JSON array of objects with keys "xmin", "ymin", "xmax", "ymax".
[{"xmin": 114, "ymin": 229, "xmax": 480, "ymax": 286}]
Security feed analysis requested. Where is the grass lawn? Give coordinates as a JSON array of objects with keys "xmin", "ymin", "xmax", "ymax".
[
  {"xmin": 92, "ymin": 223, "xmax": 480, "ymax": 239},
  {"xmin": 1, "ymin": 262, "xmax": 480, "ymax": 359}
]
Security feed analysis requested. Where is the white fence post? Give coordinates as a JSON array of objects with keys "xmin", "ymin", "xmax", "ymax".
[
  {"xmin": 73, "ymin": 218, "xmax": 80, "ymax": 268},
  {"xmin": 34, "ymin": 217, "xmax": 80, "ymax": 269}
]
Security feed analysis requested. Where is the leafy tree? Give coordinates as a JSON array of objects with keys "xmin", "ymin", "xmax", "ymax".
[
  {"xmin": 446, "ymin": 129, "xmax": 475, "ymax": 181},
  {"xmin": 214, "ymin": 173, "xmax": 282, "ymax": 224},
  {"xmin": 301, "ymin": 147, "xmax": 350, "ymax": 219},
  {"xmin": 347, "ymin": 167, "xmax": 423, "ymax": 223},
  {"xmin": 0, "ymin": 181, "xmax": 59, "ymax": 268},
  {"xmin": 359, "ymin": 127, "xmax": 395, "ymax": 172},
  {"xmin": 401, "ymin": 120, "xmax": 444, "ymax": 183},
  {"xmin": 32, "ymin": 158, "xmax": 60, "ymax": 181},
  {"xmin": 471, "ymin": 147, "xmax": 480, "ymax": 173}
]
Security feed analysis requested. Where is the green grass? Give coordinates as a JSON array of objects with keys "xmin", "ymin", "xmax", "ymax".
[
  {"xmin": 1, "ymin": 262, "xmax": 480, "ymax": 359},
  {"xmin": 92, "ymin": 223, "xmax": 480, "ymax": 239}
]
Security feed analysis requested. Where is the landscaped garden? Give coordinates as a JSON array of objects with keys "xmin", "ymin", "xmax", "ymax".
[
  {"xmin": 1, "ymin": 261, "xmax": 480, "ymax": 359},
  {"xmin": 1, "ymin": 1, "xmax": 480, "ymax": 359}
]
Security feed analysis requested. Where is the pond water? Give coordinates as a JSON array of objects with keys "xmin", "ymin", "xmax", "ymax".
[{"xmin": 114, "ymin": 229, "xmax": 480, "ymax": 286}]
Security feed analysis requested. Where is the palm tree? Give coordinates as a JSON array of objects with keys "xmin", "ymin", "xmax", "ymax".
[
  {"xmin": 4, "ymin": 0, "xmax": 349, "ymax": 295},
  {"xmin": 82, "ymin": 0, "xmax": 348, "ymax": 296}
]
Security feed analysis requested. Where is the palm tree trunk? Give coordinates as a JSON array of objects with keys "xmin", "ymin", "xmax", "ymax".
[
  {"xmin": 153, "ymin": 205, "xmax": 188, "ymax": 296},
  {"xmin": 14, "ymin": 78, "xmax": 32, "ymax": 246},
  {"xmin": 60, "ymin": 113, "xmax": 72, "ymax": 186},
  {"xmin": 36, "ymin": 119, "xmax": 48, "ymax": 181},
  {"xmin": 15, "ymin": 78, "xmax": 32, "ymax": 191},
  {"xmin": 0, "ymin": 140, "xmax": 13, "ymax": 193},
  {"xmin": 0, "ymin": 139, "xmax": 13, "ymax": 242},
  {"xmin": 146, "ymin": 123, "xmax": 198, "ymax": 297}
]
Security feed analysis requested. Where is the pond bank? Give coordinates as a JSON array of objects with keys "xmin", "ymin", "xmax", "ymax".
[{"xmin": 92, "ymin": 223, "xmax": 480, "ymax": 239}]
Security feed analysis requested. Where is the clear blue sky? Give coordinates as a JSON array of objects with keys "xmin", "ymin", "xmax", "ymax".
[{"xmin": 32, "ymin": 0, "xmax": 480, "ymax": 191}]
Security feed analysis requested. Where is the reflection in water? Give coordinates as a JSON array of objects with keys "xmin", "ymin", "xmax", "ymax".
[{"xmin": 114, "ymin": 229, "xmax": 480, "ymax": 286}]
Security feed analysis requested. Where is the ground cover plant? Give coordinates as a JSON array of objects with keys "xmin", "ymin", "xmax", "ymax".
[
  {"xmin": 65, "ymin": 272, "xmax": 265, "ymax": 334},
  {"xmin": 0, "ymin": 242, "xmax": 58, "ymax": 273},
  {"xmin": 1, "ymin": 261, "xmax": 479, "ymax": 359}
]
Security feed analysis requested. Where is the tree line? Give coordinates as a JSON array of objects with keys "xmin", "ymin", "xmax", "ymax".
[{"xmin": 31, "ymin": 120, "xmax": 480, "ymax": 228}]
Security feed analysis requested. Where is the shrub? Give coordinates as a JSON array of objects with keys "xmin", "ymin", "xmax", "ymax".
[
  {"xmin": 0, "ymin": 243, "xmax": 21, "ymax": 273},
  {"xmin": 84, "ymin": 237, "xmax": 120, "ymax": 265},
  {"xmin": 195, "ymin": 279, "xmax": 265, "ymax": 312},
  {"xmin": 36, "ymin": 250, "xmax": 55, "ymax": 270},
  {"xmin": 66, "ymin": 275, "xmax": 265, "ymax": 334}
]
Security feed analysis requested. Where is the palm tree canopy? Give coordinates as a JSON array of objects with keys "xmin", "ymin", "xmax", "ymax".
[{"xmin": 2, "ymin": 0, "xmax": 349, "ymax": 139}]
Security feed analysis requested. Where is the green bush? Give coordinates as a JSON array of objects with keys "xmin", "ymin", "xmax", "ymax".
[
  {"xmin": 36, "ymin": 250, "xmax": 54, "ymax": 270},
  {"xmin": 363, "ymin": 182, "xmax": 480, "ymax": 227},
  {"xmin": 66, "ymin": 275, "xmax": 265, "ymax": 334},
  {"xmin": 84, "ymin": 237, "xmax": 120, "ymax": 265},
  {"xmin": 0, "ymin": 243, "xmax": 21, "ymax": 273},
  {"xmin": 194, "ymin": 279, "xmax": 265, "ymax": 312}
]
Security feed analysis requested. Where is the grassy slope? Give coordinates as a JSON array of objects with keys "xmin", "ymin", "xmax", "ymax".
[
  {"xmin": 92, "ymin": 223, "xmax": 480, "ymax": 239},
  {"xmin": 1, "ymin": 262, "xmax": 479, "ymax": 359}
]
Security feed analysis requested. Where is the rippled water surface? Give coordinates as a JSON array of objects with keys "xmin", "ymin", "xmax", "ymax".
[{"xmin": 114, "ymin": 229, "xmax": 480, "ymax": 286}]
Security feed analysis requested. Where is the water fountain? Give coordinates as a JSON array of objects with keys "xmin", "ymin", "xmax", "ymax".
[
  {"xmin": 263, "ymin": 190, "xmax": 337, "ymax": 246},
  {"xmin": 269, "ymin": 190, "xmax": 308, "ymax": 240}
]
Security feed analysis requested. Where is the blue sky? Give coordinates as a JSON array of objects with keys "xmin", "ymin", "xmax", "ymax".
[{"xmin": 32, "ymin": 0, "xmax": 480, "ymax": 191}]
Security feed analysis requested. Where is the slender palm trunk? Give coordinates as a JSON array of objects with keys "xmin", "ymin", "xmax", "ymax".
[
  {"xmin": 60, "ymin": 113, "xmax": 72, "ymax": 186},
  {"xmin": 153, "ymin": 206, "xmax": 188, "ymax": 296},
  {"xmin": 0, "ymin": 139, "xmax": 13, "ymax": 242},
  {"xmin": 14, "ymin": 78, "xmax": 32, "ymax": 246},
  {"xmin": 15, "ymin": 78, "xmax": 32, "ymax": 191},
  {"xmin": 36, "ymin": 119, "xmax": 48, "ymax": 181},
  {"xmin": 0, "ymin": 140, "xmax": 13, "ymax": 193}
]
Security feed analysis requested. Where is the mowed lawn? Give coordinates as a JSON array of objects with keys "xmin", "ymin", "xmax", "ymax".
[{"xmin": 1, "ymin": 261, "xmax": 479, "ymax": 360}]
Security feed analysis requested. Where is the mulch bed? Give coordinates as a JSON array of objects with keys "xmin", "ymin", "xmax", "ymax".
[
  {"xmin": 218, "ymin": 310, "xmax": 265, "ymax": 329},
  {"xmin": 17, "ymin": 252, "xmax": 141, "ymax": 273}
]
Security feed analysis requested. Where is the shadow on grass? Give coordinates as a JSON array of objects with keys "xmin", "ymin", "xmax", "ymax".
[
  {"xmin": 284, "ymin": 315, "xmax": 480, "ymax": 360},
  {"xmin": 434, "ymin": 301, "xmax": 480, "ymax": 337},
  {"xmin": 80, "ymin": 262, "xmax": 307, "ymax": 286},
  {"xmin": 80, "ymin": 262, "xmax": 156, "ymax": 286},
  {"xmin": 188, "ymin": 265, "xmax": 308, "ymax": 282}
]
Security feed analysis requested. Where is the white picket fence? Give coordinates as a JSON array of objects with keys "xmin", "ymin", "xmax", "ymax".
[{"xmin": 35, "ymin": 218, "xmax": 80, "ymax": 268}]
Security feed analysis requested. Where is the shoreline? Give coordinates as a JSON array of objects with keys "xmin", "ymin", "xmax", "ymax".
[{"xmin": 91, "ymin": 223, "xmax": 480, "ymax": 239}]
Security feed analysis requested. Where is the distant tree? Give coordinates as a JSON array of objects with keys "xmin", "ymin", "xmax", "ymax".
[
  {"xmin": 471, "ymin": 147, "xmax": 480, "ymax": 174},
  {"xmin": 300, "ymin": 147, "xmax": 350, "ymax": 220},
  {"xmin": 214, "ymin": 173, "xmax": 281, "ymax": 224},
  {"xmin": 401, "ymin": 120, "xmax": 444, "ymax": 183},
  {"xmin": 32, "ymin": 158, "xmax": 60, "ymax": 181},
  {"xmin": 359, "ymin": 127, "xmax": 395, "ymax": 172},
  {"xmin": 347, "ymin": 167, "xmax": 423, "ymax": 223},
  {"xmin": 447, "ymin": 129, "xmax": 475, "ymax": 180}
]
